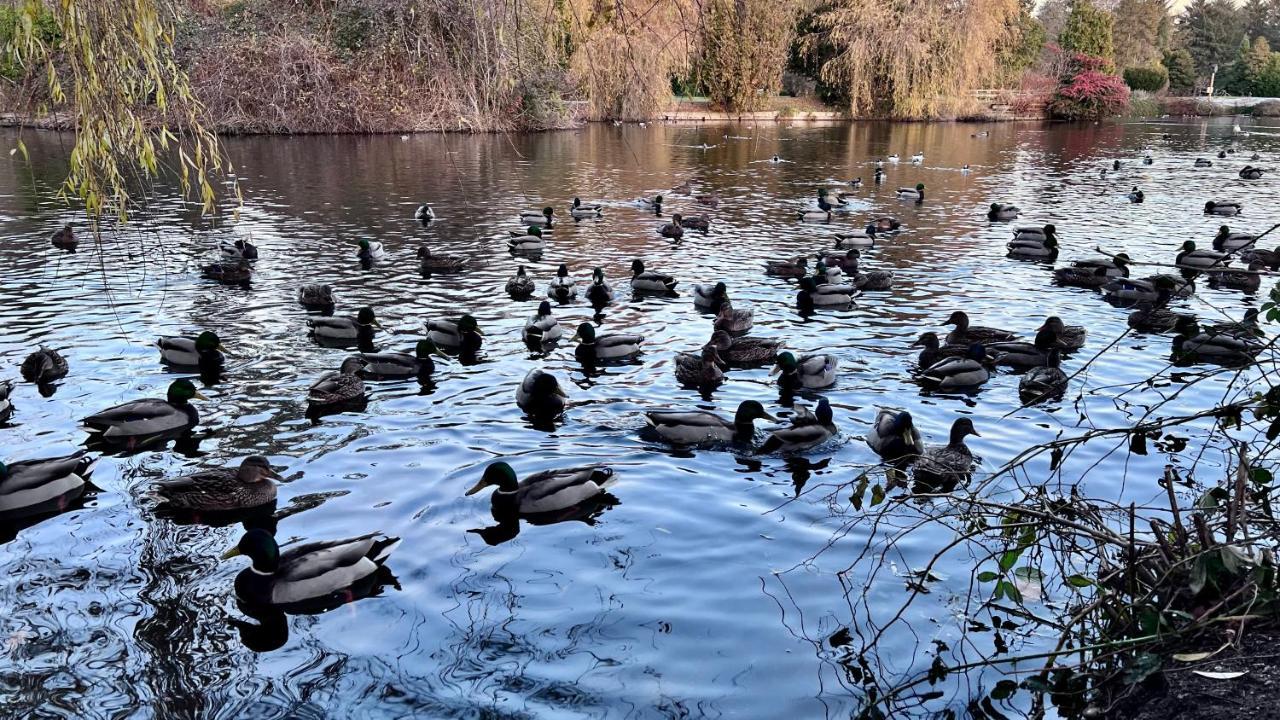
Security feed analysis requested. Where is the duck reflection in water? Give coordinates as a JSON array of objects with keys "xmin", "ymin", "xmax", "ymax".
[{"xmin": 465, "ymin": 462, "xmax": 619, "ymax": 546}]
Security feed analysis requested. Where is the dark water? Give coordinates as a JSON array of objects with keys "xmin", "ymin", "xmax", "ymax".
[{"xmin": 1, "ymin": 118, "xmax": 1277, "ymax": 718}]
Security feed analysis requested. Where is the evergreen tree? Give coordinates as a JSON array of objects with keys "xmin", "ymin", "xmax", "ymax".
[
  {"xmin": 1059, "ymin": 0, "xmax": 1115, "ymax": 61},
  {"xmin": 1226, "ymin": 35, "xmax": 1273, "ymax": 95},
  {"xmin": 1163, "ymin": 47, "xmax": 1198, "ymax": 92},
  {"xmin": 1176, "ymin": 0, "xmax": 1246, "ymax": 77},
  {"xmin": 1241, "ymin": 0, "xmax": 1280, "ymax": 49}
]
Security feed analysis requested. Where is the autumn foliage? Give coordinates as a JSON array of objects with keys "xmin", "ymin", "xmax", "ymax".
[{"xmin": 1048, "ymin": 50, "xmax": 1131, "ymax": 120}]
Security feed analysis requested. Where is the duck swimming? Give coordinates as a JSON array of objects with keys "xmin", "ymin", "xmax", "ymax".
[
  {"xmin": 201, "ymin": 260, "xmax": 251, "ymax": 284},
  {"xmin": 83, "ymin": 378, "xmax": 203, "ymax": 446},
  {"xmin": 635, "ymin": 195, "xmax": 664, "ymax": 212},
  {"xmin": 911, "ymin": 332, "xmax": 970, "ymax": 368},
  {"xmin": 146, "ymin": 456, "xmax": 281, "ymax": 512},
  {"xmin": 50, "ymin": 223, "xmax": 76, "ymax": 251},
  {"xmin": 519, "ymin": 207, "xmax": 555, "ymax": 227},
  {"xmin": 760, "ymin": 398, "xmax": 836, "ymax": 453},
  {"xmin": 572, "ymin": 322, "xmax": 643, "ymax": 365},
  {"xmin": 834, "ymin": 225, "xmax": 878, "ymax": 249},
  {"xmin": 426, "ymin": 315, "xmax": 483, "ymax": 354},
  {"xmin": 1211, "ymin": 225, "xmax": 1256, "ymax": 253},
  {"xmin": 660, "ymin": 214, "xmax": 685, "ymax": 239},
  {"xmin": 570, "ymin": 198, "xmax": 603, "ymax": 219},
  {"xmin": 414, "ymin": 204, "xmax": 436, "ymax": 221},
  {"xmin": 297, "ymin": 284, "xmax": 335, "ymax": 311},
  {"xmin": 548, "ymin": 264, "xmax": 577, "ymax": 302},
  {"xmin": 1175, "ymin": 240, "xmax": 1229, "ymax": 270},
  {"xmin": 506, "ymin": 265, "xmax": 535, "ymax": 299},
  {"xmin": 356, "ymin": 239, "xmax": 386, "ymax": 262},
  {"xmin": 766, "ymin": 256, "xmax": 809, "ymax": 278},
  {"xmin": 1053, "ymin": 254, "xmax": 1130, "ymax": 288},
  {"xmin": 943, "ymin": 311, "xmax": 1017, "ymax": 345},
  {"xmin": 1204, "ymin": 201, "xmax": 1242, "ymax": 216},
  {"xmin": 987, "ymin": 203, "xmax": 1020, "ymax": 221},
  {"xmin": 0, "ymin": 451, "xmax": 96, "ymax": 519},
  {"xmin": 508, "ymin": 226, "xmax": 546, "ymax": 253},
  {"xmin": 799, "ymin": 276, "xmax": 856, "ymax": 306},
  {"xmin": 897, "ymin": 183, "xmax": 925, "ymax": 202},
  {"xmin": 220, "ymin": 239, "xmax": 259, "ymax": 260},
  {"xmin": 359, "ymin": 340, "xmax": 443, "ymax": 379},
  {"xmin": 866, "ymin": 409, "xmax": 923, "ymax": 464},
  {"xmin": 1103, "ymin": 274, "xmax": 1194, "ymax": 303},
  {"xmin": 1127, "ymin": 187, "xmax": 1144, "ymax": 203},
  {"xmin": 1239, "ymin": 166, "xmax": 1264, "ymax": 180},
  {"xmin": 585, "ymin": 267, "xmax": 614, "ymax": 307},
  {"xmin": 645, "ymin": 400, "xmax": 775, "ymax": 446},
  {"xmin": 156, "ymin": 331, "xmax": 225, "ymax": 369},
  {"xmin": 308, "ymin": 357, "xmax": 367, "ymax": 407},
  {"xmin": 466, "ymin": 462, "xmax": 615, "ymax": 519},
  {"xmin": 1207, "ymin": 262, "xmax": 1265, "ymax": 292},
  {"xmin": 523, "ymin": 301, "xmax": 563, "ymax": 344},
  {"xmin": 223, "ymin": 528, "xmax": 400, "ymax": 610},
  {"xmin": 630, "ymin": 259, "xmax": 677, "ymax": 293},
  {"xmin": 516, "ymin": 369, "xmax": 568, "ymax": 419},
  {"xmin": 693, "ymin": 282, "xmax": 730, "ymax": 312},
  {"xmin": 309, "ymin": 307, "xmax": 380, "ymax": 344},
  {"xmin": 771, "ymin": 351, "xmax": 838, "ymax": 390},
  {"xmin": 1172, "ymin": 317, "xmax": 1264, "ymax": 365},
  {"xmin": 20, "ymin": 347, "xmax": 68, "ymax": 385},
  {"xmin": 1007, "ymin": 229, "xmax": 1059, "ymax": 260},
  {"xmin": 911, "ymin": 418, "xmax": 980, "ymax": 493},
  {"xmin": 706, "ymin": 330, "xmax": 783, "ymax": 367},
  {"xmin": 714, "ymin": 302, "xmax": 754, "ymax": 334},
  {"xmin": 1241, "ymin": 245, "xmax": 1280, "ymax": 271},
  {"xmin": 679, "ymin": 214, "xmax": 711, "ymax": 232},
  {"xmin": 417, "ymin": 246, "xmax": 467, "ymax": 274},
  {"xmin": 918, "ymin": 343, "xmax": 991, "ymax": 391},
  {"xmin": 988, "ymin": 326, "xmax": 1059, "ymax": 369},
  {"xmin": 1019, "ymin": 349, "xmax": 1068, "ymax": 400},
  {"xmin": 1127, "ymin": 305, "xmax": 1196, "ymax": 334},
  {"xmin": 674, "ymin": 344, "xmax": 727, "ymax": 388},
  {"xmin": 1195, "ymin": 158, "xmax": 1213, "ymax": 167},
  {"xmin": 1038, "ymin": 316, "xmax": 1086, "ymax": 351}
]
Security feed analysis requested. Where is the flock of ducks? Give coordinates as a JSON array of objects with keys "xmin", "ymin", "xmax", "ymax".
[{"xmin": 2, "ymin": 135, "xmax": 1273, "ymax": 617}]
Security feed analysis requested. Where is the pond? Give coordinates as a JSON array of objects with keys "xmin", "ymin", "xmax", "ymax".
[{"xmin": 1, "ymin": 117, "xmax": 1277, "ymax": 718}]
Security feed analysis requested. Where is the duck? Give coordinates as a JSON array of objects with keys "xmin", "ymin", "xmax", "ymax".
[
  {"xmin": 760, "ymin": 398, "xmax": 836, "ymax": 453},
  {"xmin": 1019, "ymin": 349, "xmax": 1068, "ymax": 400},
  {"xmin": 0, "ymin": 451, "xmax": 96, "ymax": 518},
  {"xmin": 1208, "ymin": 262, "xmax": 1265, "ymax": 292},
  {"xmin": 220, "ymin": 239, "xmax": 259, "ymax": 260},
  {"xmin": 962, "ymin": 164, "xmax": 971, "ymax": 173},
  {"xmin": 1175, "ymin": 240, "xmax": 1229, "ymax": 270},
  {"xmin": 1103, "ymin": 274, "xmax": 1194, "ymax": 303},
  {"xmin": 630, "ymin": 259, "xmax": 677, "ymax": 293},
  {"xmin": 911, "ymin": 418, "xmax": 980, "ymax": 493},
  {"xmin": 356, "ymin": 239, "xmax": 386, "ymax": 262},
  {"xmin": 799, "ymin": 276, "xmax": 856, "ymax": 306},
  {"xmin": 798, "ymin": 202, "xmax": 833, "ymax": 222},
  {"xmin": 1012, "ymin": 224, "xmax": 1055, "ymax": 242},
  {"xmin": 852, "ymin": 268, "xmax": 893, "ymax": 291},
  {"xmin": 833, "ymin": 225, "xmax": 878, "ymax": 249},
  {"xmin": 223, "ymin": 528, "xmax": 400, "ymax": 609},
  {"xmin": 714, "ymin": 302, "xmax": 754, "ymax": 334},
  {"xmin": 1113, "ymin": 159, "xmax": 1122, "ymax": 171},
  {"xmin": 849, "ymin": 178, "xmax": 864, "ymax": 188},
  {"xmin": 309, "ymin": 307, "xmax": 380, "ymax": 343},
  {"xmin": 426, "ymin": 315, "xmax": 483, "ymax": 354},
  {"xmin": 1194, "ymin": 158, "xmax": 1213, "ymax": 167},
  {"xmin": 866, "ymin": 409, "xmax": 924, "ymax": 464},
  {"xmin": 820, "ymin": 189, "xmax": 847, "ymax": 207},
  {"xmin": 156, "ymin": 331, "xmax": 225, "ymax": 369},
  {"xmin": 308, "ymin": 357, "xmax": 367, "ymax": 406},
  {"xmin": 82, "ymin": 378, "xmax": 203, "ymax": 444},
  {"xmin": 1241, "ymin": 246, "xmax": 1280, "ymax": 271},
  {"xmin": 694, "ymin": 192, "xmax": 720, "ymax": 208},
  {"xmin": 297, "ymin": 284, "xmax": 335, "ymax": 310},
  {"xmin": 887, "ymin": 154, "xmax": 900, "ymax": 163},
  {"xmin": 146, "ymin": 456, "xmax": 281, "ymax": 512},
  {"xmin": 943, "ymin": 311, "xmax": 1017, "ymax": 345},
  {"xmin": 672, "ymin": 180, "xmax": 694, "ymax": 194},
  {"xmin": 679, "ymin": 214, "xmax": 711, "ymax": 232},
  {"xmin": 1207, "ymin": 308, "xmax": 1263, "ymax": 338},
  {"xmin": 1038, "ymin": 316, "xmax": 1086, "ymax": 351},
  {"xmin": 1212, "ymin": 226, "xmax": 1257, "ymax": 253},
  {"xmin": 1143, "ymin": 155, "xmax": 1153, "ymax": 165},
  {"xmin": 523, "ymin": 301, "xmax": 563, "ymax": 344},
  {"xmin": 660, "ymin": 214, "xmax": 685, "ymax": 239},
  {"xmin": 1127, "ymin": 305, "xmax": 1196, "ymax": 334},
  {"xmin": 706, "ymin": 330, "xmax": 783, "ymax": 367},
  {"xmin": 820, "ymin": 249, "xmax": 860, "ymax": 274},
  {"xmin": 201, "ymin": 260, "xmax": 251, "ymax": 284},
  {"xmin": 771, "ymin": 351, "xmax": 838, "ymax": 390},
  {"xmin": 987, "ymin": 327, "xmax": 1059, "ymax": 369},
  {"xmin": 50, "ymin": 223, "xmax": 76, "ymax": 251},
  {"xmin": 693, "ymin": 282, "xmax": 730, "ymax": 312},
  {"xmin": 1204, "ymin": 201, "xmax": 1242, "ymax": 217},
  {"xmin": 871, "ymin": 216, "xmax": 901, "ymax": 232},
  {"xmin": 1007, "ymin": 231, "xmax": 1058, "ymax": 260},
  {"xmin": 572, "ymin": 322, "xmax": 643, "ymax": 364},
  {"xmin": 874, "ymin": 168, "xmax": 886, "ymax": 184},
  {"xmin": 506, "ymin": 265, "xmax": 536, "ymax": 299},
  {"xmin": 585, "ymin": 267, "xmax": 613, "ymax": 307},
  {"xmin": 516, "ymin": 368, "xmax": 568, "ymax": 418},
  {"xmin": 465, "ymin": 462, "xmax": 615, "ymax": 518},
  {"xmin": 0, "ymin": 380, "xmax": 11, "ymax": 423},
  {"xmin": 674, "ymin": 345, "xmax": 727, "ymax": 388},
  {"xmin": 645, "ymin": 400, "xmax": 775, "ymax": 446},
  {"xmin": 20, "ymin": 347, "xmax": 68, "ymax": 384},
  {"xmin": 519, "ymin": 207, "xmax": 555, "ymax": 227},
  {"xmin": 548, "ymin": 264, "xmax": 577, "ymax": 302},
  {"xmin": 359, "ymin": 340, "xmax": 443, "ymax": 379},
  {"xmin": 414, "ymin": 204, "xmax": 436, "ymax": 221},
  {"xmin": 1127, "ymin": 187, "xmax": 1145, "ymax": 204},
  {"xmin": 570, "ymin": 198, "xmax": 602, "ymax": 219},
  {"xmin": 1172, "ymin": 317, "xmax": 1263, "ymax": 365},
  {"xmin": 897, "ymin": 183, "xmax": 925, "ymax": 202},
  {"xmin": 508, "ymin": 226, "xmax": 546, "ymax": 252},
  {"xmin": 1053, "ymin": 255, "xmax": 1130, "ymax": 288},
  {"xmin": 1217, "ymin": 150, "xmax": 1228, "ymax": 159},
  {"xmin": 911, "ymin": 332, "xmax": 971, "ymax": 368},
  {"xmin": 1239, "ymin": 166, "xmax": 1264, "ymax": 180},
  {"xmin": 918, "ymin": 344, "xmax": 991, "ymax": 390},
  {"xmin": 635, "ymin": 195, "xmax": 664, "ymax": 211},
  {"xmin": 987, "ymin": 203, "xmax": 1020, "ymax": 221},
  {"xmin": 417, "ymin": 246, "xmax": 467, "ymax": 273},
  {"xmin": 911, "ymin": 152, "xmax": 924, "ymax": 163},
  {"xmin": 765, "ymin": 256, "xmax": 809, "ymax": 278}
]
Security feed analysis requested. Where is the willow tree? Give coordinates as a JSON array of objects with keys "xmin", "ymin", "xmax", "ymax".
[
  {"xmin": 803, "ymin": 0, "xmax": 1023, "ymax": 118},
  {"xmin": 1, "ymin": 0, "xmax": 233, "ymax": 222},
  {"xmin": 699, "ymin": 0, "xmax": 797, "ymax": 112}
]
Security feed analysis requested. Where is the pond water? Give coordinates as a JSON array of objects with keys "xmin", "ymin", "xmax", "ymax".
[{"xmin": 1, "ymin": 117, "xmax": 1277, "ymax": 718}]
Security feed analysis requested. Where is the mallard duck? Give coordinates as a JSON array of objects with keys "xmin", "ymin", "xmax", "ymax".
[
  {"xmin": 508, "ymin": 226, "xmax": 546, "ymax": 252},
  {"xmin": 1241, "ymin": 246, "xmax": 1280, "ymax": 271},
  {"xmin": 962, "ymin": 164, "xmax": 971, "ymax": 173},
  {"xmin": 987, "ymin": 203, "xmax": 1020, "ymax": 221},
  {"xmin": 224, "ymin": 528, "xmax": 400, "ymax": 609},
  {"xmin": 20, "ymin": 347, "xmax": 68, "ymax": 384},
  {"xmin": 1195, "ymin": 158, "xmax": 1213, "ymax": 167},
  {"xmin": 0, "ymin": 451, "xmax": 96, "ymax": 518},
  {"xmin": 1127, "ymin": 187, "xmax": 1145, "ymax": 204},
  {"xmin": 506, "ymin": 266, "xmax": 535, "ymax": 299},
  {"xmin": 201, "ymin": 260, "xmax": 251, "ymax": 284},
  {"xmin": 1239, "ymin": 166, "xmax": 1264, "ymax": 180},
  {"xmin": 466, "ymin": 462, "xmax": 615, "ymax": 519},
  {"xmin": 146, "ymin": 456, "xmax": 280, "ymax": 512},
  {"xmin": 866, "ymin": 409, "xmax": 923, "ymax": 464},
  {"xmin": 359, "ymin": 340, "xmax": 442, "ymax": 379},
  {"xmin": 1019, "ymin": 349, "xmax": 1068, "ymax": 399},
  {"xmin": 414, "ymin": 204, "xmax": 436, "ymax": 220},
  {"xmin": 1212, "ymin": 225, "xmax": 1257, "ymax": 252},
  {"xmin": 82, "ymin": 378, "xmax": 203, "ymax": 444},
  {"xmin": 887, "ymin": 154, "xmax": 900, "ymax": 163},
  {"xmin": 220, "ymin": 239, "xmax": 259, "ymax": 260},
  {"xmin": 519, "ymin": 207, "xmax": 555, "ymax": 227},
  {"xmin": 833, "ymin": 226, "xmax": 877, "ymax": 249},
  {"xmin": 547, "ymin": 264, "xmax": 577, "ymax": 302},
  {"xmin": 1218, "ymin": 150, "xmax": 1228, "ymax": 159},
  {"xmin": 813, "ymin": 259, "xmax": 844, "ymax": 284},
  {"xmin": 523, "ymin": 301, "xmax": 563, "ymax": 344},
  {"xmin": 771, "ymin": 351, "xmax": 837, "ymax": 389},
  {"xmin": 1205, "ymin": 201, "xmax": 1242, "ymax": 216},
  {"xmin": 570, "ymin": 198, "xmax": 602, "ymax": 219},
  {"xmin": 944, "ymin": 311, "xmax": 1016, "ymax": 345},
  {"xmin": 308, "ymin": 357, "xmax": 367, "ymax": 406},
  {"xmin": 799, "ymin": 276, "xmax": 856, "ymax": 306},
  {"xmin": 356, "ymin": 239, "xmax": 386, "ymax": 262},
  {"xmin": 911, "ymin": 152, "xmax": 925, "ymax": 163},
  {"xmin": 572, "ymin": 323, "xmax": 643, "ymax": 364},
  {"xmin": 874, "ymin": 168, "xmax": 886, "ymax": 184},
  {"xmin": 912, "ymin": 418, "xmax": 980, "ymax": 493},
  {"xmin": 694, "ymin": 193, "xmax": 720, "ymax": 208},
  {"xmin": 911, "ymin": 332, "xmax": 971, "ymax": 368},
  {"xmin": 1207, "ymin": 308, "xmax": 1263, "ymax": 338},
  {"xmin": 635, "ymin": 195, "xmax": 664, "ymax": 211},
  {"xmin": 1127, "ymin": 305, "xmax": 1195, "ymax": 333},
  {"xmin": 1104, "ymin": 274, "xmax": 1194, "ymax": 303},
  {"xmin": 585, "ymin": 267, "xmax": 614, "ymax": 307},
  {"xmin": 897, "ymin": 183, "xmax": 925, "ymax": 202},
  {"xmin": 693, "ymin": 282, "xmax": 730, "ymax": 312},
  {"xmin": 872, "ymin": 216, "xmax": 901, "ymax": 232},
  {"xmin": 988, "ymin": 327, "xmax": 1059, "ymax": 369},
  {"xmin": 1172, "ymin": 317, "xmax": 1263, "ymax": 365},
  {"xmin": 50, "ymin": 223, "xmax": 76, "ymax": 251},
  {"xmin": 706, "ymin": 330, "xmax": 782, "ymax": 367},
  {"xmin": 853, "ymin": 269, "xmax": 893, "ymax": 291},
  {"xmin": 645, "ymin": 400, "xmax": 775, "ymax": 446},
  {"xmin": 919, "ymin": 344, "xmax": 991, "ymax": 390},
  {"xmin": 766, "ymin": 256, "xmax": 809, "ymax": 278},
  {"xmin": 417, "ymin": 246, "xmax": 467, "ymax": 273},
  {"xmin": 1176, "ymin": 240, "xmax": 1230, "ymax": 270},
  {"xmin": 1038, "ymin": 316, "xmax": 1086, "ymax": 351},
  {"xmin": 1208, "ymin": 262, "xmax": 1265, "ymax": 292},
  {"xmin": 1012, "ymin": 224, "xmax": 1056, "ymax": 242},
  {"xmin": 849, "ymin": 178, "xmax": 864, "ymax": 188},
  {"xmin": 680, "ymin": 214, "xmax": 711, "ymax": 232},
  {"xmin": 714, "ymin": 302, "xmax": 754, "ymax": 334},
  {"xmin": 1143, "ymin": 155, "xmax": 1153, "ymax": 165},
  {"xmin": 156, "ymin": 331, "xmax": 225, "ymax": 369},
  {"xmin": 659, "ymin": 214, "xmax": 686, "ymax": 240},
  {"xmin": 630, "ymin": 259, "xmax": 677, "ymax": 293},
  {"xmin": 798, "ymin": 200, "xmax": 833, "ymax": 222},
  {"xmin": 1008, "ymin": 231, "xmax": 1058, "ymax": 260},
  {"xmin": 309, "ymin": 307, "xmax": 380, "ymax": 343},
  {"xmin": 1054, "ymin": 263, "xmax": 1127, "ymax": 289},
  {"xmin": 760, "ymin": 398, "xmax": 836, "ymax": 453},
  {"xmin": 820, "ymin": 249, "xmax": 860, "ymax": 274},
  {"xmin": 674, "ymin": 345, "xmax": 727, "ymax": 388},
  {"xmin": 426, "ymin": 315, "xmax": 483, "ymax": 354},
  {"xmin": 0, "ymin": 380, "xmax": 12, "ymax": 423},
  {"xmin": 516, "ymin": 368, "xmax": 568, "ymax": 418},
  {"xmin": 297, "ymin": 284, "xmax": 335, "ymax": 310}
]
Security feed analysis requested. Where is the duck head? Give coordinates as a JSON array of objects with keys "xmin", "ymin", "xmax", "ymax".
[
  {"xmin": 195, "ymin": 331, "xmax": 224, "ymax": 355},
  {"xmin": 222, "ymin": 528, "xmax": 280, "ymax": 572},
  {"xmin": 1204, "ymin": 201, "xmax": 1217, "ymax": 213},
  {"xmin": 527, "ymin": 225, "xmax": 543, "ymax": 238},
  {"xmin": 556, "ymin": 263, "xmax": 569, "ymax": 278},
  {"xmin": 943, "ymin": 311, "xmax": 970, "ymax": 330},
  {"xmin": 912, "ymin": 332, "xmax": 940, "ymax": 350},
  {"xmin": 542, "ymin": 206, "xmax": 554, "ymax": 220},
  {"xmin": 237, "ymin": 456, "xmax": 283, "ymax": 484},
  {"xmin": 671, "ymin": 213, "xmax": 684, "ymax": 225},
  {"xmin": 415, "ymin": 339, "xmax": 445, "ymax": 359},
  {"xmin": 457, "ymin": 314, "xmax": 481, "ymax": 337},
  {"xmin": 890, "ymin": 411, "xmax": 916, "ymax": 444},
  {"xmin": 466, "ymin": 462, "xmax": 519, "ymax": 496},
  {"xmin": 572, "ymin": 322, "xmax": 596, "ymax": 344},
  {"xmin": 536, "ymin": 300, "xmax": 553, "ymax": 317},
  {"xmin": 771, "ymin": 351, "xmax": 799, "ymax": 377},
  {"xmin": 339, "ymin": 356, "xmax": 368, "ymax": 375},
  {"xmin": 532, "ymin": 371, "xmax": 566, "ymax": 399},
  {"xmin": 631, "ymin": 259, "xmax": 646, "ymax": 276},
  {"xmin": 592, "ymin": 267, "xmax": 606, "ymax": 284},
  {"xmin": 733, "ymin": 400, "xmax": 775, "ymax": 427},
  {"xmin": 949, "ymin": 417, "xmax": 980, "ymax": 444},
  {"xmin": 1037, "ymin": 316, "xmax": 1066, "ymax": 335},
  {"xmin": 167, "ymin": 378, "xmax": 205, "ymax": 404},
  {"xmin": 356, "ymin": 307, "xmax": 380, "ymax": 328}
]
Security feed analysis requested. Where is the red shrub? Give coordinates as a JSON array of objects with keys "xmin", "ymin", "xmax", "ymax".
[{"xmin": 1047, "ymin": 52, "xmax": 1130, "ymax": 120}]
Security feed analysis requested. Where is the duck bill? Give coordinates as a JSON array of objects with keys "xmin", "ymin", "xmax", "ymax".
[
  {"xmin": 761, "ymin": 412, "xmax": 777, "ymax": 422},
  {"xmin": 193, "ymin": 390, "xmax": 209, "ymax": 400},
  {"xmin": 221, "ymin": 546, "xmax": 242, "ymax": 560},
  {"xmin": 555, "ymin": 387, "xmax": 569, "ymax": 398},
  {"xmin": 910, "ymin": 338, "xmax": 924, "ymax": 347},
  {"xmin": 768, "ymin": 365, "xmax": 781, "ymax": 376},
  {"xmin": 464, "ymin": 479, "xmax": 489, "ymax": 496}
]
